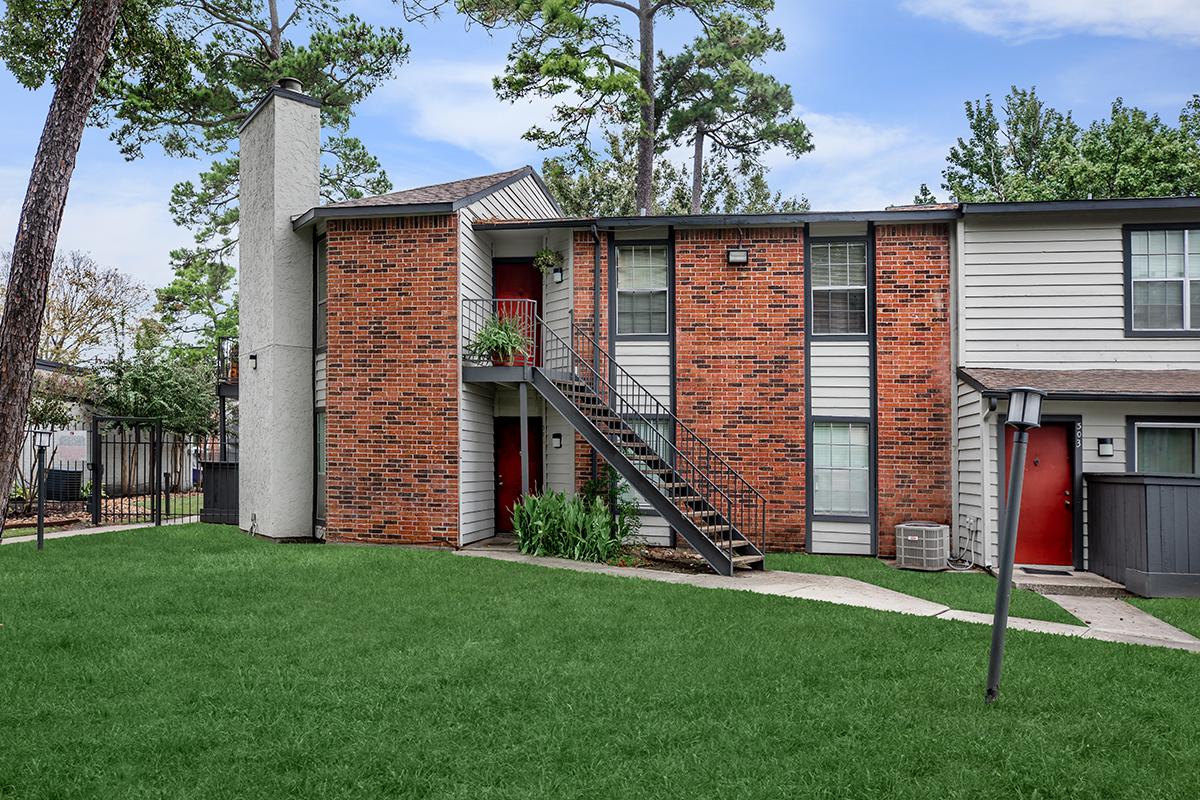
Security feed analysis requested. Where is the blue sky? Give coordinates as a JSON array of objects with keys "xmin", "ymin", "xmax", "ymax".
[{"xmin": 0, "ymin": 0, "xmax": 1198, "ymax": 289}]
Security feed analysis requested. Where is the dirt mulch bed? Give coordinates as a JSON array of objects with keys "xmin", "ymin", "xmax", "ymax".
[
  {"xmin": 2, "ymin": 514, "xmax": 89, "ymax": 533},
  {"xmin": 617, "ymin": 546, "xmax": 714, "ymax": 575}
]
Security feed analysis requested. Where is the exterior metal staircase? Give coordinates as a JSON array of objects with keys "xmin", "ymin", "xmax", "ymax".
[{"xmin": 464, "ymin": 298, "xmax": 767, "ymax": 576}]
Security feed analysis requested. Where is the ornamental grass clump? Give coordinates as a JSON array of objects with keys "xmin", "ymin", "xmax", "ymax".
[
  {"xmin": 467, "ymin": 314, "xmax": 531, "ymax": 365},
  {"xmin": 511, "ymin": 489, "xmax": 634, "ymax": 564}
]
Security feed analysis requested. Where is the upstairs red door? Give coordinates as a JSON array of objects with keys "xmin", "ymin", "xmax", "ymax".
[
  {"xmin": 494, "ymin": 261, "xmax": 542, "ymax": 366},
  {"xmin": 495, "ymin": 417, "xmax": 543, "ymax": 533},
  {"xmin": 1004, "ymin": 421, "xmax": 1074, "ymax": 566}
]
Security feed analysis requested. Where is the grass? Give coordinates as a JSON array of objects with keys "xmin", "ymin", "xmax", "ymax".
[
  {"xmin": 1128, "ymin": 597, "xmax": 1200, "ymax": 638},
  {"xmin": 2, "ymin": 524, "xmax": 1198, "ymax": 799},
  {"xmin": 768, "ymin": 552, "xmax": 1081, "ymax": 625}
]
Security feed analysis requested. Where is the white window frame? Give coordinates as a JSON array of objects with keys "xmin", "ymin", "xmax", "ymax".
[
  {"xmin": 1132, "ymin": 421, "xmax": 1200, "ymax": 475},
  {"xmin": 810, "ymin": 239, "xmax": 869, "ymax": 337},
  {"xmin": 811, "ymin": 420, "xmax": 871, "ymax": 518},
  {"xmin": 1128, "ymin": 226, "xmax": 1199, "ymax": 334},
  {"xmin": 616, "ymin": 244, "xmax": 670, "ymax": 336}
]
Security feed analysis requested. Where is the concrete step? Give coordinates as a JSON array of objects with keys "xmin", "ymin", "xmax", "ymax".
[{"xmin": 1009, "ymin": 568, "xmax": 1128, "ymax": 598}]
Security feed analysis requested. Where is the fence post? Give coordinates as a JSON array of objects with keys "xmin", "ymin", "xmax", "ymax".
[
  {"xmin": 89, "ymin": 418, "xmax": 101, "ymax": 526},
  {"xmin": 36, "ymin": 443, "xmax": 46, "ymax": 550}
]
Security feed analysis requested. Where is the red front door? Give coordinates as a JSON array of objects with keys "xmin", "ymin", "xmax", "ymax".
[
  {"xmin": 1004, "ymin": 421, "xmax": 1074, "ymax": 566},
  {"xmin": 494, "ymin": 261, "xmax": 542, "ymax": 366},
  {"xmin": 495, "ymin": 417, "xmax": 543, "ymax": 533}
]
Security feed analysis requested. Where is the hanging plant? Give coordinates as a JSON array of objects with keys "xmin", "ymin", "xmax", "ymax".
[{"xmin": 533, "ymin": 247, "xmax": 564, "ymax": 275}]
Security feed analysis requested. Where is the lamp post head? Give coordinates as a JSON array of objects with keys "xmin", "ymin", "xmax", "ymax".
[
  {"xmin": 1005, "ymin": 387, "xmax": 1046, "ymax": 431},
  {"xmin": 32, "ymin": 429, "xmax": 52, "ymax": 449}
]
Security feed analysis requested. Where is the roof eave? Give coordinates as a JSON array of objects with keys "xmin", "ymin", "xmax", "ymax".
[
  {"xmin": 292, "ymin": 202, "xmax": 456, "ymax": 231},
  {"xmin": 962, "ymin": 197, "xmax": 1200, "ymax": 215},
  {"xmin": 472, "ymin": 208, "xmax": 962, "ymax": 232}
]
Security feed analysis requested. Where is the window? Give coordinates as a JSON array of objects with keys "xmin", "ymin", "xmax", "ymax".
[
  {"xmin": 617, "ymin": 245, "xmax": 669, "ymax": 335},
  {"xmin": 1128, "ymin": 228, "xmax": 1200, "ymax": 333},
  {"xmin": 811, "ymin": 240, "xmax": 867, "ymax": 335},
  {"xmin": 316, "ymin": 236, "xmax": 328, "ymax": 348},
  {"xmin": 1134, "ymin": 423, "xmax": 1200, "ymax": 475},
  {"xmin": 812, "ymin": 421, "xmax": 870, "ymax": 516},
  {"xmin": 315, "ymin": 409, "xmax": 327, "ymax": 521}
]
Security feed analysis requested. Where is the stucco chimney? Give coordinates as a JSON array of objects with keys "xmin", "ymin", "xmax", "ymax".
[{"xmin": 238, "ymin": 81, "xmax": 321, "ymax": 539}]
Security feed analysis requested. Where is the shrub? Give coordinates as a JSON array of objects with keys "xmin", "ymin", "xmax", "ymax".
[{"xmin": 512, "ymin": 489, "xmax": 632, "ymax": 564}]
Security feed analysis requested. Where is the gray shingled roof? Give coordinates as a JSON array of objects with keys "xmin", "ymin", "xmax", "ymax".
[
  {"xmin": 323, "ymin": 167, "xmax": 531, "ymax": 209},
  {"xmin": 960, "ymin": 367, "xmax": 1200, "ymax": 399}
]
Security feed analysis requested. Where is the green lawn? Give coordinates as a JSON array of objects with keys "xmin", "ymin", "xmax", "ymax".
[
  {"xmin": 2, "ymin": 525, "xmax": 1198, "ymax": 799},
  {"xmin": 1128, "ymin": 597, "xmax": 1200, "ymax": 639},
  {"xmin": 768, "ymin": 552, "xmax": 1080, "ymax": 625}
]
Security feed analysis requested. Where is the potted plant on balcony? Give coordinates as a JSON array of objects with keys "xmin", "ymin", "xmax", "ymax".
[{"xmin": 468, "ymin": 314, "xmax": 532, "ymax": 367}]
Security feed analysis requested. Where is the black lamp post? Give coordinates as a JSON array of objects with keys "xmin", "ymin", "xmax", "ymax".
[
  {"xmin": 33, "ymin": 429, "xmax": 52, "ymax": 551},
  {"xmin": 986, "ymin": 387, "xmax": 1045, "ymax": 704}
]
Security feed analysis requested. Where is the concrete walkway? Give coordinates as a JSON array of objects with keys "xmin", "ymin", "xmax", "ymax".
[
  {"xmin": 0, "ymin": 519, "xmax": 195, "ymax": 546},
  {"xmin": 456, "ymin": 548, "xmax": 1200, "ymax": 652}
]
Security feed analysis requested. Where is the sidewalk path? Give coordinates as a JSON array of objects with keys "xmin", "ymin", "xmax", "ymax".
[
  {"xmin": 0, "ymin": 519, "xmax": 194, "ymax": 546},
  {"xmin": 456, "ymin": 548, "xmax": 1200, "ymax": 653}
]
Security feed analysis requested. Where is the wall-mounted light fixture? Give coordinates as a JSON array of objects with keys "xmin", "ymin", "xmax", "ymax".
[
  {"xmin": 552, "ymin": 266, "xmax": 564, "ymax": 284},
  {"xmin": 249, "ymin": 353, "xmax": 258, "ymax": 370},
  {"xmin": 551, "ymin": 433, "xmax": 563, "ymax": 449},
  {"xmin": 727, "ymin": 247, "xmax": 749, "ymax": 266},
  {"xmin": 1097, "ymin": 437, "xmax": 1115, "ymax": 458}
]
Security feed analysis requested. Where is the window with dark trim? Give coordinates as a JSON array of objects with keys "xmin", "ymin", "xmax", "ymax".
[
  {"xmin": 1127, "ymin": 227, "xmax": 1200, "ymax": 334},
  {"xmin": 616, "ymin": 245, "xmax": 669, "ymax": 335},
  {"xmin": 812, "ymin": 421, "xmax": 870, "ymax": 516},
  {"xmin": 811, "ymin": 240, "xmax": 868, "ymax": 335},
  {"xmin": 315, "ymin": 409, "xmax": 327, "ymax": 521},
  {"xmin": 316, "ymin": 236, "xmax": 328, "ymax": 349},
  {"xmin": 1133, "ymin": 421, "xmax": 1200, "ymax": 475}
]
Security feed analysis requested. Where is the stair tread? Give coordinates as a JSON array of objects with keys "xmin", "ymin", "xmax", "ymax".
[{"xmin": 732, "ymin": 554, "xmax": 765, "ymax": 567}]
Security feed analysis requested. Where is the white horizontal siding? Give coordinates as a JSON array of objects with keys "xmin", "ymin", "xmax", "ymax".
[
  {"xmin": 544, "ymin": 407, "xmax": 575, "ymax": 493},
  {"xmin": 615, "ymin": 340, "xmax": 671, "ymax": 407},
  {"xmin": 810, "ymin": 341, "xmax": 870, "ymax": 416},
  {"xmin": 634, "ymin": 513, "xmax": 672, "ymax": 547},
  {"xmin": 960, "ymin": 213, "xmax": 1200, "ymax": 369},
  {"xmin": 460, "ymin": 384, "xmax": 496, "ymax": 545},
  {"xmin": 810, "ymin": 520, "xmax": 872, "ymax": 555},
  {"xmin": 314, "ymin": 351, "xmax": 327, "ymax": 408},
  {"xmin": 954, "ymin": 379, "xmax": 986, "ymax": 564}
]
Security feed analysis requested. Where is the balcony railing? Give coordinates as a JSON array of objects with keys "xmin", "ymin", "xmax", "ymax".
[
  {"xmin": 462, "ymin": 298, "xmax": 539, "ymax": 367},
  {"xmin": 217, "ymin": 336, "xmax": 238, "ymax": 384}
]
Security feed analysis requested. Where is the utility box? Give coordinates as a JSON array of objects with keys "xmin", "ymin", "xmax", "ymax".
[{"xmin": 895, "ymin": 521, "xmax": 949, "ymax": 571}]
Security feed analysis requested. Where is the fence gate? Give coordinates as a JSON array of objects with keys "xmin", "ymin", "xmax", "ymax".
[{"xmin": 89, "ymin": 417, "xmax": 201, "ymax": 527}]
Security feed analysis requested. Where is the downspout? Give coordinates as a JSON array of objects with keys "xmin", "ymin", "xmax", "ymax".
[{"xmin": 590, "ymin": 224, "xmax": 602, "ymax": 481}]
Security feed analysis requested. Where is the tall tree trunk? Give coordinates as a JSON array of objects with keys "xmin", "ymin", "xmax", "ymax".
[
  {"xmin": 690, "ymin": 128, "xmax": 706, "ymax": 214},
  {"xmin": 0, "ymin": 0, "xmax": 123, "ymax": 530},
  {"xmin": 635, "ymin": 0, "xmax": 656, "ymax": 215}
]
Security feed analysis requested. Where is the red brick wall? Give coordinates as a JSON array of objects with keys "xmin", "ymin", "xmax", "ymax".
[
  {"xmin": 572, "ymin": 229, "xmax": 610, "ymax": 490},
  {"xmin": 874, "ymin": 223, "xmax": 953, "ymax": 556},
  {"xmin": 324, "ymin": 215, "xmax": 460, "ymax": 545},
  {"xmin": 674, "ymin": 227, "xmax": 808, "ymax": 550}
]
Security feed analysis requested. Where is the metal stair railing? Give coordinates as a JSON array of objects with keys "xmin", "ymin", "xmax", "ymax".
[
  {"xmin": 539, "ymin": 316, "xmax": 767, "ymax": 564},
  {"xmin": 461, "ymin": 297, "xmax": 767, "ymax": 571}
]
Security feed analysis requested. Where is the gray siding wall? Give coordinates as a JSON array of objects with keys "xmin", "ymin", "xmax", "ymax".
[
  {"xmin": 960, "ymin": 212, "xmax": 1200, "ymax": 369},
  {"xmin": 955, "ymin": 380, "xmax": 987, "ymax": 564},
  {"xmin": 810, "ymin": 520, "xmax": 872, "ymax": 555},
  {"xmin": 314, "ymin": 351, "xmax": 327, "ymax": 408},
  {"xmin": 457, "ymin": 174, "xmax": 558, "ymax": 544},
  {"xmin": 810, "ymin": 341, "xmax": 871, "ymax": 416},
  {"xmin": 461, "ymin": 383, "xmax": 496, "ymax": 545}
]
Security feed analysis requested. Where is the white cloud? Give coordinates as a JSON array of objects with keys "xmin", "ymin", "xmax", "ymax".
[
  {"xmin": 0, "ymin": 163, "xmax": 193, "ymax": 291},
  {"xmin": 904, "ymin": 0, "xmax": 1200, "ymax": 44},
  {"xmin": 765, "ymin": 109, "xmax": 948, "ymax": 210},
  {"xmin": 367, "ymin": 60, "xmax": 559, "ymax": 169}
]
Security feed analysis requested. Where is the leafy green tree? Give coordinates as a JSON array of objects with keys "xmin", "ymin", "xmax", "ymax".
[
  {"xmin": 942, "ymin": 86, "xmax": 1079, "ymax": 202},
  {"xmin": 405, "ymin": 0, "xmax": 774, "ymax": 214},
  {"xmin": 543, "ymin": 128, "xmax": 805, "ymax": 216},
  {"xmin": 4, "ymin": 1, "xmax": 410, "ymax": 360},
  {"xmin": 938, "ymin": 86, "xmax": 1200, "ymax": 202},
  {"xmin": 656, "ymin": 14, "xmax": 810, "ymax": 213},
  {"xmin": 912, "ymin": 183, "xmax": 939, "ymax": 205}
]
